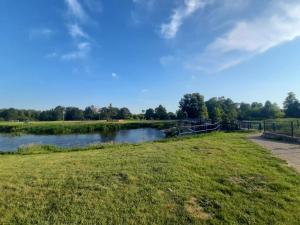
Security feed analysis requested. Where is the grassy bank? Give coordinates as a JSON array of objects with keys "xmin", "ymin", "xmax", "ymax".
[
  {"xmin": 0, "ymin": 120, "xmax": 176, "ymax": 134},
  {"xmin": 0, "ymin": 132, "xmax": 299, "ymax": 224}
]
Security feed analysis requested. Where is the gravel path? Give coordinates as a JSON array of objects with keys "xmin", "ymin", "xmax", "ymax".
[{"xmin": 248, "ymin": 134, "xmax": 300, "ymax": 173}]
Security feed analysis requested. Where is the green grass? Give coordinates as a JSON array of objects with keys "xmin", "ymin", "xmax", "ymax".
[
  {"xmin": 0, "ymin": 132, "xmax": 300, "ymax": 224},
  {"xmin": 0, "ymin": 120, "xmax": 176, "ymax": 134}
]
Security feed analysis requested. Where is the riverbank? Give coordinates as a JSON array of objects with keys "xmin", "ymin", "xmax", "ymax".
[
  {"xmin": 0, "ymin": 120, "xmax": 176, "ymax": 134},
  {"xmin": 0, "ymin": 132, "xmax": 299, "ymax": 224}
]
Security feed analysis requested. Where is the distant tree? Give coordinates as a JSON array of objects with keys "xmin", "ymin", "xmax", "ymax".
[
  {"xmin": 99, "ymin": 104, "xmax": 119, "ymax": 120},
  {"xmin": 1, "ymin": 108, "xmax": 18, "ymax": 121},
  {"xmin": 284, "ymin": 92, "xmax": 300, "ymax": 118},
  {"xmin": 65, "ymin": 107, "xmax": 84, "ymax": 121},
  {"xmin": 132, "ymin": 113, "xmax": 144, "ymax": 120},
  {"xmin": 261, "ymin": 101, "xmax": 283, "ymax": 119},
  {"xmin": 167, "ymin": 112, "xmax": 177, "ymax": 120},
  {"xmin": 176, "ymin": 110, "xmax": 187, "ymax": 120},
  {"xmin": 108, "ymin": 104, "xmax": 119, "ymax": 120},
  {"xmin": 179, "ymin": 93, "xmax": 208, "ymax": 120},
  {"xmin": 250, "ymin": 102, "xmax": 264, "ymax": 119},
  {"xmin": 39, "ymin": 106, "xmax": 65, "ymax": 121},
  {"xmin": 84, "ymin": 106, "xmax": 98, "ymax": 120},
  {"xmin": 155, "ymin": 105, "xmax": 169, "ymax": 120},
  {"xmin": 218, "ymin": 97, "xmax": 238, "ymax": 123},
  {"xmin": 53, "ymin": 106, "xmax": 65, "ymax": 121},
  {"xmin": 118, "ymin": 107, "xmax": 132, "ymax": 119},
  {"xmin": 238, "ymin": 103, "xmax": 252, "ymax": 120},
  {"xmin": 144, "ymin": 108, "xmax": 155, "ymax": 120},
  {"xmin": 206, "ymin": 98, "xmax": 222, "ymax": 122}
]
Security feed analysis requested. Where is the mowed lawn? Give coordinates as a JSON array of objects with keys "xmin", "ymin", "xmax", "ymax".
[{"xmin": 0, "ymin": 133, "xmax": 300, "ymax": 225}]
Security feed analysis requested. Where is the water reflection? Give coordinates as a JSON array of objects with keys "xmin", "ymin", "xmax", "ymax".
[{"xmin": 0, "ymin": 128, "xmax": 165, "ymax": 152}]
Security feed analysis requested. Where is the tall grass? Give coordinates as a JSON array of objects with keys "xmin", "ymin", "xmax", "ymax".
[{"xmin": 0, "ymin": 120, "xmax": 176, "ymax": 134}]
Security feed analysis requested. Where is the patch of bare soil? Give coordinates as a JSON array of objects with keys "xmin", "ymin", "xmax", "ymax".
[{"xmin": 185, "ymin": 197, "xmax": 211, "ymax": 220}]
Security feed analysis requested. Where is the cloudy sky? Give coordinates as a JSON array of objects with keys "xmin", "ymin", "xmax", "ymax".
[{"xmin": 1, "ymin": 0, "xmax": 300, "ymax": 112}]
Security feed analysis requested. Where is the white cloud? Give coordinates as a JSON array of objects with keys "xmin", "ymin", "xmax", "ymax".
[
  {"xmin": 68, "ymin": 23, "xmax": 89, "ymax": 39},
  {"xmin": 111, "ymin": 73, "xmax": 119, "ymax": 79},
  {"xmin": 209, "ymin": 3, "xmax": 300, "ymax": 54},
  {"xmin": 65, "ymin": 0, "xmax": 87, "ymax": 21},
  {"xmin": 62, "ymin": 42, "xmax": 91, "ymax": 60},
  {"xmin": 161, "ymin": 0, "xmax": 209, "ymax": 39},
  {"xmin": 189, "ymin": 1, "xmax": 300, "ymax": 72}
]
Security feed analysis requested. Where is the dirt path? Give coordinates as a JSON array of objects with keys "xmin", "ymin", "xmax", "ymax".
[{"xmin": 248, "ymin": 134, "xmax": 300, "ymax": 173}]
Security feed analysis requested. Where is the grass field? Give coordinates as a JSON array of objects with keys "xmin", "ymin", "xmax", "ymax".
[
  {"xmin": 0, "ymin": 132, "xmax": 300, "ymax": 224},
  {"xmin": 0, "ymin": 120, "xmax": 176, "ymax": 134}
]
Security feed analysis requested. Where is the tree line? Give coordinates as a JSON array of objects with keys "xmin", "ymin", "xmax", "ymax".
[{"xmin": 0, "ymin": 92, "xmax": 299, "ymax": 122}]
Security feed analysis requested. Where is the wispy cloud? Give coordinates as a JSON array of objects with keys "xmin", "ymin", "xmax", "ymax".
[
  {"xmin": 83, "ymin": 0, "xmax": 102, "ymax": 13},
  {"xmin": 29, "ymin": 28, "xmax": 54, "ymax": 40},
  {"xmin": 62, "ymin": 42, "xmax": 91, "ymax": 60},
  {"xmin": 65, "ymin": 0, "xmax": 87, "ymax": 21},
  {"xmin": 61, "ymin": 0, "xmax": 102, "ymax": 62},
  {"xmin": 68, "ymin": 23, "xmax": 89, "ymax": 39},
  {"xmin": 161, "ymin": 0, "xmax": 209, "ymax": 39},
  {"xmin": 187, "ymin": 1, "xmax": 300, "ymax": 72}
]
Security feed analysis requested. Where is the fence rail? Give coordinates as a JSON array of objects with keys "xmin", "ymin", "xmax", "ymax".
[
  {"xmin": 163, "ymin": 119, "xmax": 300, "ymax": 138},
  {"xmin": 163, "ymin": 121, "xmax": 221, "ymax": 137},
  {"xmin": 263, "ymin": 120, "xmax": 300, "ymax": 137}
]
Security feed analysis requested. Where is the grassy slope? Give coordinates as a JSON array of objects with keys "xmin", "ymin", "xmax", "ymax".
[{"xmin": 0, "ymin": 132, "xmax": 300, "ymax": 225}]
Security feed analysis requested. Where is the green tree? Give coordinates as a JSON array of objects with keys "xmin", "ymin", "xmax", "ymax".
[
  {"xmin": 176, "ymin": 110, "xmax": 187, "ymax": 120},
  {"xmin": 65, "ymin": 107, "xmax": 84, "ymax": 121},
  {"xmin": 179, "ymin": 93, "xmax": 208, "ymax": 120},
  {"xmin": 206, "ymin": 98, "xmax": 222, "ymax": 122},
  {"xmin": 155, "ymin": 105, "xmax": 168, "ymax": 120},
  {"xmin": 261, "ymin": 101, "xmax": 283, "ymax": 119},
  {"xmin": 283, "ymin": 92, "xmax": 300, "ymax": 118},
  {"xmin": 84, "ymin": 106, "xmax": 98, "ymax": 120},
  {"xmin": 167, "ymin": 112, "xmax": 177, "ymax": 120},
  {"xmin": 218, "ymin": 97, "xmax": 238, "ymax": 123},
  {"xmin": 145, "ymin": 108, "xmax": 155, "ymax": 120},
  {"xmin": 118, "ymin": 108, "xmax": 132, "ymax": 119}
]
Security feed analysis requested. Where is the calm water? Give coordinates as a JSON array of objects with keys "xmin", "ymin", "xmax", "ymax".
[{"xmin": 0, "ymin": 128, "xmax": 165, "ymax": 152}]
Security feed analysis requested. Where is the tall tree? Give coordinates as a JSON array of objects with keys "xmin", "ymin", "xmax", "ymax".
[
  {"xmin": 118, "ymin": 107, "xmax": 132, "ymax": 119},
  {"xmin": 144, "ymin": 108, "xmax": 155, "ymax": 120},
  {"xmin": 284, "ymin": 92, "xmax": 300, "ymax": 118},
  {"xmin": 218, "ymin": 97, "xmax": 238, "ymax": 123},
  {"xmin": 261, "ymin": 101, "xmax": 283, "ymax": 119},
  {"xmin": 206, "ymin": 97, "xmax": 222, "ymax": 122},
  {"xmin": 176, "ymin": 110, "xmax": 187, "ymax": 120},
  {"xmin": 179, "ymin": 93, "xmax": 208, "ymax": 120},
  {"xmin": 155, "ymin": 105, "xmax": 169, "ymax": 120},
  {"xmin": 65, "ymin": 107, "xmax": 84, "ymax": 121},
  {"xmin": 84, "ymin": 106, "xmax": 98, "ymax": 120},
  {"xmin": 239, "ymin": 103, "xmax": 251, "ymax": 120}
]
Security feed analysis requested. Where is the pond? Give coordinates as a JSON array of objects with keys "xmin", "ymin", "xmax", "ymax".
[{"xmin": 0, "ymin": 128, "xmax": 165, "ymax": 152}]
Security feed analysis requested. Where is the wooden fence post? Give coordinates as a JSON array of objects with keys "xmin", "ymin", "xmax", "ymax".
[
  {"xmin": 291, "ymin": 121, "xmax": 294, "ymax": 137},
  {"xmin": 259, "ymin": 122, "xmax": 262, "ymax": 131},
  {"xmin": 263, "ymin": 121, "xmax": 266, "ymax": 132},
  {"xmin": 272, "ymin": 123, "xmax": 275, "ymax": 132}
]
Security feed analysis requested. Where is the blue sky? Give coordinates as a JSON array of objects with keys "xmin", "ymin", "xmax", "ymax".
[{"xmin": 0, "ymin": 0, "xmax": 300, "ymax": 113}]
